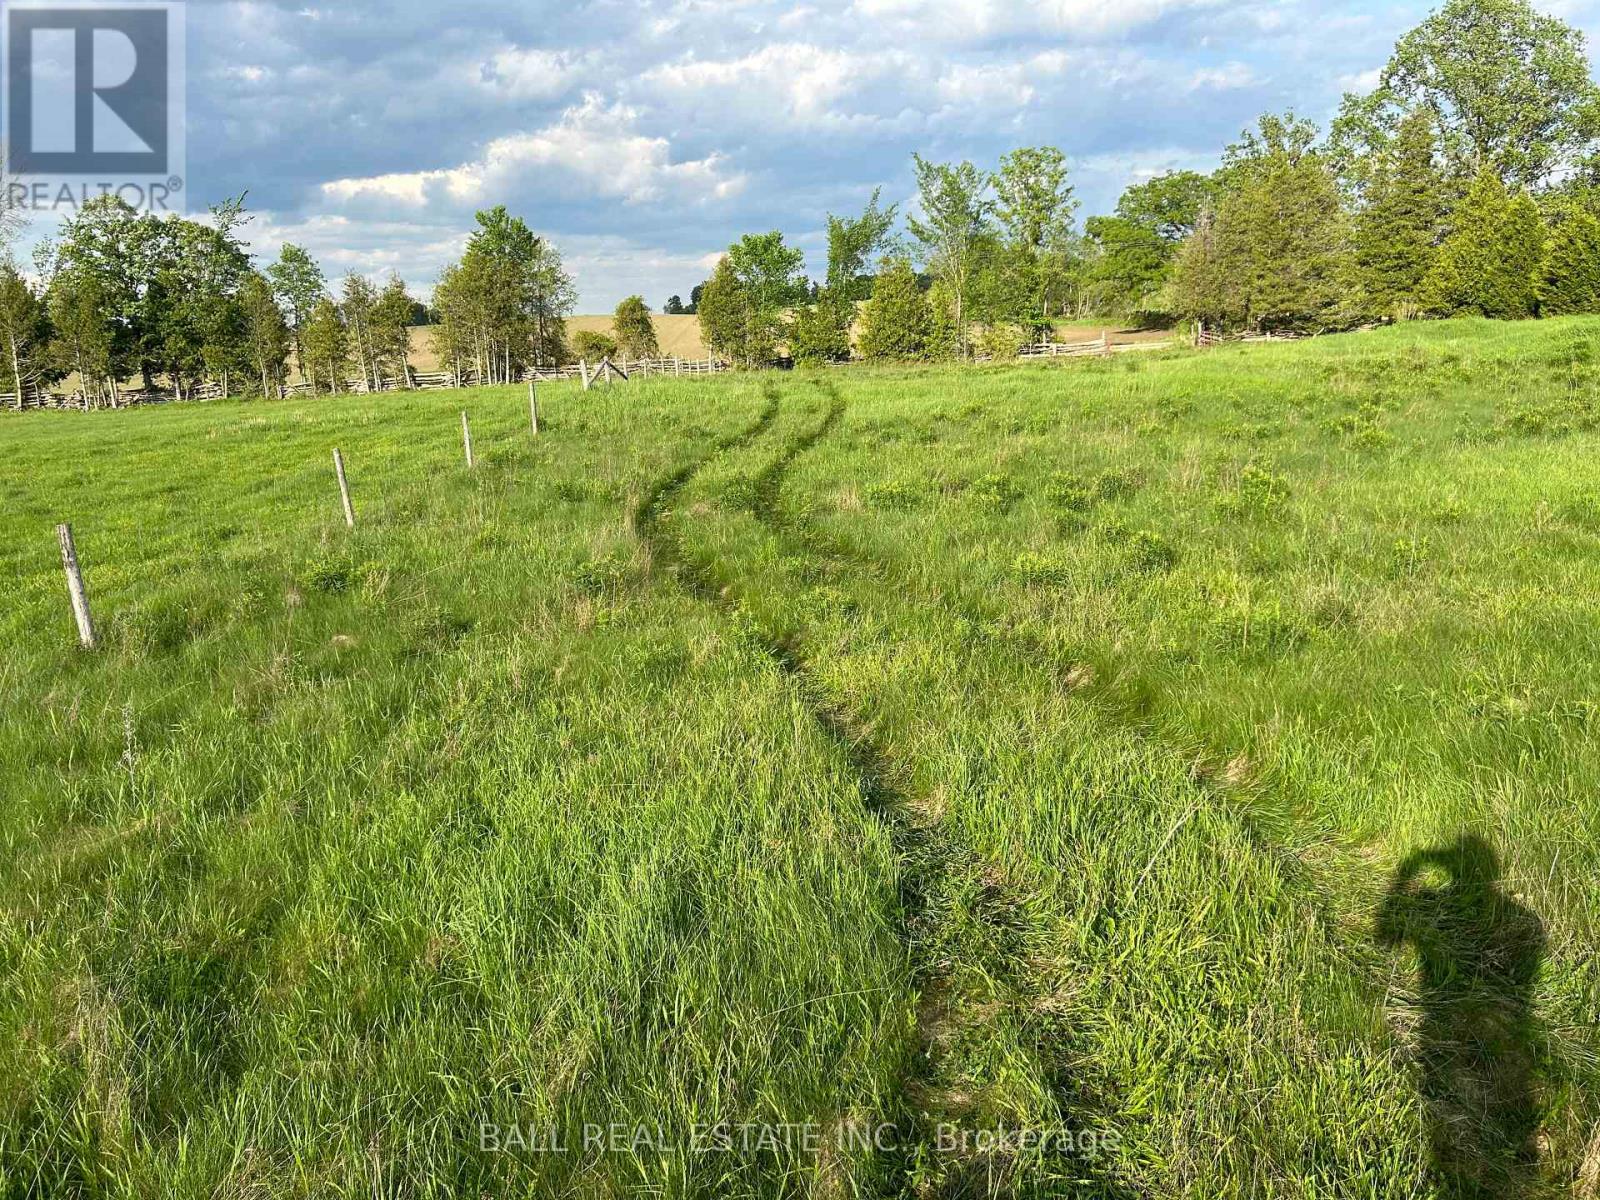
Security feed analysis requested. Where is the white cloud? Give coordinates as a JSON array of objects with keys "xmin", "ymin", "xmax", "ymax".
[
  {"xmin": 1337, "ymin": 67, "xmax": 1382, "ymax": 94},
  {"xmin": 1188, "ymin": 61, "xmax": 1257, "ymax": 91},
  {"xmin": 845, "ymin": 0, "xmax": 1220, "ymax": 41},
  {"xmin": 320, "ymin": 92, "xmax": 747, "ymax": 209},
  {"xmin": 474, "ymin": 45, "xmax": 583, "ymax": 99},
  {"xmin": 641, "ymin": 44, "xmax": 903, "ymax": 125}
]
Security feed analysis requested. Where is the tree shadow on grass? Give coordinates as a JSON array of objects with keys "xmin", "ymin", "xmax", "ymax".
[{"xmin": 1377, "ymin": 834, "xmax": 1546, "ymax": 1198}]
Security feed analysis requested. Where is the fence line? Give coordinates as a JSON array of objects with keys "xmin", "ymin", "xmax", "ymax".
[
  {"xmin": 11, "ymin": 355, "xmax": 732, "ymax": 411},
  {"xmin": 11, "ymin": 330, "xmax": 1313, "ymax": 413}
]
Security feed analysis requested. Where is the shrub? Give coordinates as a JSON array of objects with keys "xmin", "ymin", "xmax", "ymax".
[
  {"xmin": 1237, "ymin": 463, "xmax": 1291, "ymax": 514},
  {"xmin": 866, "ymin": 480, "xmax": 924, "ymax": 509},
  {"xmin": 1095, "ymin": 468, "xmax": 1144, "ymax": 501},
  {"xmin": 968, "ymin": 473, "xmax": 1023, "ymax": 510},
  {"xmin": 1044, "ymin": 474, "xmax": 1095, "ymax": 512},
  {"xmin": 1014, "ymin": 550, "xmax": 1073, "ymax": 587},
  {"xmin": 572, "ymin": 330, "xmax": 617, "ymax": 362},
  {"xmin": 976, "ymin": 323, "xmax": 1028, "ymax": 361},
  {"xmin": 1126, "ymin": 530, "xmax": 1177, "ymax": 573}
]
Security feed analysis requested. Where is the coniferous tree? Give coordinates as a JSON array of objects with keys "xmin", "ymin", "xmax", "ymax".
[
  {"xmin": 857, "ymin": 261, "xmax": 931, "ymax": 360},
  {"xmin": 1537, "ymin": 201, "xmax": 1600, "ymax": 314},
  {"xmin": 1181, "ymin": 142, "xmax": 1349, "ymax": 331},
  {"xmin": 696, "ymin": 256, "xmax": 756, "ymax": 365},
  {"xmin": 1421, "ymin": 168, "xmax": 1545, "ymax": 318},
  {"xmin": 1351, "ymin": 110, "xmax": 1448, "ymax": 319}
]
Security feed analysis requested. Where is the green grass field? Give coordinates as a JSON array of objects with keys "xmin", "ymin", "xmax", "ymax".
[{"xmin": 3, "ymin": 317, "xmax": 1597, "ymax": 1197}]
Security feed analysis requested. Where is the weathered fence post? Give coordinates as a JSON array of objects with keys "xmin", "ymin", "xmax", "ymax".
[
  {"xmin": 528, "ymin": 379, "xmax": 539, "ymax": 435},
  {"xmin": 580, "ymin": 359, "xmax": 592, "ymax": 391},
  {"xmin": 333, "ymin": 448, "xmax": 355, "ymax": 526},
  {"xmin": 56, "ymin": 523, "xmax": 97, "ymax": 648},
  {"xmin": 461, "ymin": 410, "xmax": 475, "ymax": 468},
  {"xmin": 1101, "ymin": 330, "xmax": 1111, "ymax": 358}
]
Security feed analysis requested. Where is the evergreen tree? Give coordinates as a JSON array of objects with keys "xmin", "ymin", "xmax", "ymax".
[
  {"xmin": 612, "ymin": 295, "xmax": 659, "ymax": 358},
  {"xmin": 1352, "ymin": 110, "xmax": 1447, "ymax": 318},
  {"xmin": 1421, "ymin": 168, "xmax": 1545, "ymax": 318},
  {"xmin": 789, "ymin": 293, "xmax": 854, "ymax": 364},
  {"xmin": 1181, "ymin": 142, "xmax": 1349, "ymax": 331},
  {"xmin": 857, "ymin": 261, "xmax": 931, "ymax": 360},
  {"xmin": 1537, "ymin": 201, "xmax": 1600, "ymax": 314}
]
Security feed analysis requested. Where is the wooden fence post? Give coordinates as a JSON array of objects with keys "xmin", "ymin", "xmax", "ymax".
[
  {"xmin": 1101, "ymin": 330, "xmax": 1111, "ymax": 358},
  {"xmin": 462, "ymin": 410, "xmax": 475, "ymax": 468},
  {"xmin": 580, "ymin": 359, "xmax": 591, "ymax": 391},
  {"xmin": 56, "ymin": 523, "xmax": 97, "ymax": 648},
  {"xmin": 333, "ymin": 448, "xmax": 355, "ymax": 526},
  {"xmin": 528, "ymin": 380, "xmax": 539, "ymax": 435}
]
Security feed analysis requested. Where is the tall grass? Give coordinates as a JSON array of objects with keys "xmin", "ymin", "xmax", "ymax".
[{"xmin": 2, "ymin": 316, "xmax": 1596, "ymax": 1196}]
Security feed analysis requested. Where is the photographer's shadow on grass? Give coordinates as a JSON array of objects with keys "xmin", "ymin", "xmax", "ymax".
[{"xmin": 1377, "ymin": 833, "xmax": 1546, "ymax": 1198}]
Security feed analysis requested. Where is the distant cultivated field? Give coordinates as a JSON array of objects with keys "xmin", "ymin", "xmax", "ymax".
[
  {"xmin": 408, "ymin": 314, "xmax": 711, "ymax": 370},
  {"xmin": 403, "ymin": 317, "xmax": 1167, "ymax": 373},
  {"xmin": 3, "ymin": 318, "xmax": 1597, "ymax": 1196}
]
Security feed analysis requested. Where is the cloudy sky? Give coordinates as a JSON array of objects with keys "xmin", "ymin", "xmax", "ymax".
[{"xmin": 79, "ymin": 0, "xmax": 1600, "ymax": 309}]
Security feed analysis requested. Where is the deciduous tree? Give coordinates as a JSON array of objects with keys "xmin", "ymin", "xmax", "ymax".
[
  {"xmin": 612, "ymin": 295, "xmax": 660, "ymax": 358},
  {"xmin": 908, "ymin": 154, "xmax": 992, "ymax": 357}
]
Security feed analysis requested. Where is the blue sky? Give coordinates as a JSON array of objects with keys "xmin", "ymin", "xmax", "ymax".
[{"xmin": 90, "ymin": 0, "xmax": 1600, "ymax": 308}]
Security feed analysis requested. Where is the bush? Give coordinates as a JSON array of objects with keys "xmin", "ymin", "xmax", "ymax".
[
  {"xmin": 1044, "ymin": 474, "xmax": 1095, "ymax": 512},
  {"xmin": 1015, "ymin": 550, "xmax": 1073, "ymax": 587},
  {"xmin": 976, "ymin": 323, "xmax": 1028, "ymax": 360},
  {"xmin": 572, "ymin": 330, "xmax": 617, "ymax": 362},
  {"xmin": 1237, "ymin": 463, "xmax": 1291, "ymax": 514}
]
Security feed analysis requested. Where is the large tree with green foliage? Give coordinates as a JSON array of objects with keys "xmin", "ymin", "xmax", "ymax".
[
  {"xmin": 1351, "ymin": 109, "xmax": 1449, "ymax": 318},
  {"xmin": 991, "ymin": 146, "xmax": 1077, "ymax": 324},
  {"xmin": 908, "ymin": 155, "xmax": 992, "ymax": 357},
  {"xmin": 1420, "ymin": 167, "xmax": 1545, "ymax": 317},
  {"xmin": 239, "ymin": 273, "xmax": 291, "ymax": 397},
  {"xmin": 1116, "ymin": 171, "xmax": 1217, "ymax": 242},
  {"xmin": 434, "ymin": 207, "xmax": 575, "ymax": 382},
  {"xmin": 1332, "ymin": 0, "xmax": 1600, "ymax": 190},
  {"xmin": 612, "ymin": 295, "xmax": 660, "ymax": 359},
  {"xmin": 1081, "ymin": 216, "xmax": 1170, "ymax": 312},
  {"xmin": 371, "ymin": 276, "xmax": 417, "ymax": 385},
  {"xmin": 1175, "ymin": 119, "xmax": 1350, "ymax": 331},
  {"xmin": 301, "ymin": 298, "xmax": 349, "ymax": 394},
  {"xmin": 698, "ymin": 233, "xmax": 804, "ymax": 366},
  {"xmin": 267, "ymin": 244, "xmax": 326, "ymax": 384}
]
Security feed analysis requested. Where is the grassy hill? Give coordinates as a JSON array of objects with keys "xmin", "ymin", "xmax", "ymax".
[{"xmin": 3, "ymin": 318, "xmax": 1597, "ymax": 1196}]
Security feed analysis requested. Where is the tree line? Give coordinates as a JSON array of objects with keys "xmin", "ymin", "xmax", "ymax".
[
  {"xmin": 0, "ymin": 200, "xmax": 580, "ymax": 408},
  {"xmin": 690, "ymin": 0, "xmax": 1600, "ymax": 362}
]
